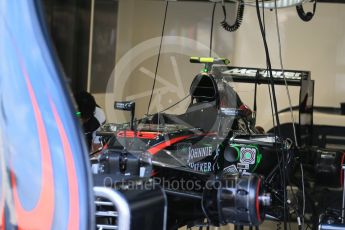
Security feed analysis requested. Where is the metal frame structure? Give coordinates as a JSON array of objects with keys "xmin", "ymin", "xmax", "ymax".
[{"xmin": 94, "ymin": 187, "xmax": 131, "ymax": 230}]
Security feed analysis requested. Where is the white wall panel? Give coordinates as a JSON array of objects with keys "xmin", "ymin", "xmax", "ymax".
[{"xmin": 107, "ymin": 0, "xmax": 345, "ymax": 125}]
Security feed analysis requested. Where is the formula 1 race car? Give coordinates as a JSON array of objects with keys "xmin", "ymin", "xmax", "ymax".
[
  {"xmin": 1, "ymin": 1, "xmax": 339, "ymax": 229},
  {"xmin": 92, "ymin": 58, "xmax": 345, "ymax": 230},
  {"xmin": 92, "ymin": 58, "xmax": 290, "ymax": 229}
]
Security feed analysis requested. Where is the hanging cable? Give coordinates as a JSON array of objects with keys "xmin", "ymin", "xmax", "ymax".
[
  {"xmin": 257, "ymin": 1, "xmax": 277, "ymax": 135},
  {"xmin": 274, "ymin": 0, "xmax": 299, "ymax": 146},
  {"xmin": 253, "ymin": 71, "xmax": 258, "ymax": 116},
  {"xmin": 262, "ymin": 0, "xmax": 276, "ymax": 133},
  {"xmin": 146, "ymin": 1, "xmax": 169, "ymax": 115},
  {"xmin": 262, "ymin": 6, "xmax": 277, "ymax": 135},
  {"xmin": 300, "ymin": 163, "xmax": 306, "ymax": 230},
  {"xmin": 255, "ymin": 1, "xmax": 282, "ymax": 132},
  {"xmin": 267, "ymin": 78, "xmax": 277, "ymax": 130},
  {"xmin": 274, "ymin": 3, "xmax": 304, "ymax": 227},
  {"xmin": 262, "ymin": 6, "xmax": 280, "ymax": 187},
  {"xmin": 155, "ymin": 2, "xmax": 216, "ymax": 117},
  {"xmin": 262, "ymin": 0, "xmax": 265, "ymax": 34},
  {"xmin": 210, "ymin": 2, "xmax": 217, "ymax": 57},
  {"xmin": 296, "ymin": 0, "xmax": 317, "ymax": 22},
  {"xmin": 255, "ymin": 0, "xmax": 287, "ymax": 229},
  {"xmin": 267, "ymin": 66, "xmax": 284, "ymax": 186},
  {"xmin": 221, "ymin": 0, "xmax": 244, "ymax": 32},
  {"xmin": 154, "ymin": 94, "xmax": 190, "ymax": 115},
  {"xmin": 261, "ymin": 0, "xmax": 280, "ymax": 187}
]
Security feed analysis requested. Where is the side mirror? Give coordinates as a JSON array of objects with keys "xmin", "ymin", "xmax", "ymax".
[{"xmin": 114, "ymin": 101, "xmax": 136, "ymax": 130}]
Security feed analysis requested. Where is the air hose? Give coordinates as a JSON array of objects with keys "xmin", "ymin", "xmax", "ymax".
[
  {"xmin": 296, "ymin": 0, "xmax": 317, "ymax": 22},
  {"xmin": 221, "ymin": 0, "xmax": 244, "ymax": 32}
]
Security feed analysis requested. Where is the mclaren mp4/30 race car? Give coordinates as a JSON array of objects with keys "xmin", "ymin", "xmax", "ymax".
[{"xmin": 92, "ymin": 58, "xmax": 344, "ymax": 230}]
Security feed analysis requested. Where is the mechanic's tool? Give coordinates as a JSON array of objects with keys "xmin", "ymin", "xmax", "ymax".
[
  {"xmin": 190, "ymin": 57, "xmax": 230, "ymax": 73},
  {"xmin": 190, "ymin": 57, "xmax": 230, "ymax": 65}
]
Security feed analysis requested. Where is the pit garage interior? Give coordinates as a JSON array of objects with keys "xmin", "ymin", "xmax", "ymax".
[{"xmin": 1, "ymin": 0, "xmax": 345, "ymax": 230}]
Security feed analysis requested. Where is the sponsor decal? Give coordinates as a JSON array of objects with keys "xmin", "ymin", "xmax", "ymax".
[
  {"xmin": 187, "ymin": 146, "xmax": 213, "ymax": 163},
  {"xmin": 237, "ymin": 163, "xmax": 249, "ymax": 170},
  {"xmin": 187, "ymin": 145, "xmax": 214, "ymax": 172},
  {"xmin": 223, "ymin": 68, "xmax": 304, "ymax": 80},
  {"xmin": 176, "ymin": 143, "xmax": 213, "ymax": 172},
  {"xmin": 240, "ymin": 147, "xmax": 256, "ymax": 164},
  {"xmin": 223, "ymin": 165, "xmax": 238, "ymax": 174},
  {"xmin": 188, "ymin": 162, "xmax": 212, "ymax": 172}
]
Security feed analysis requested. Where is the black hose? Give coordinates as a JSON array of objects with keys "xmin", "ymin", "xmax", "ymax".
[
  {"xmin": 221, "ymin": 0, "xmax": 244, "ymax": 32},
  {"xmin": 255, "ymin": 0, "xmax": 287, "ymax": 229},
  {"xmin": 146, "ymin": 1, "xmax": 169, "ymax": 115},
  {"xmin": 210, "ymin": 2, "xmax": 217, "ymax": 56},
  {"xmin": 296, "ymin": 0, "xmax": 317, "ymax": 22}
]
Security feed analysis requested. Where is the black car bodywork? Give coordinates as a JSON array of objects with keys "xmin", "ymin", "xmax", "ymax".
[{"xmin": 93, "ymin": 62, "xmax": 344, "ymax": 229}]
